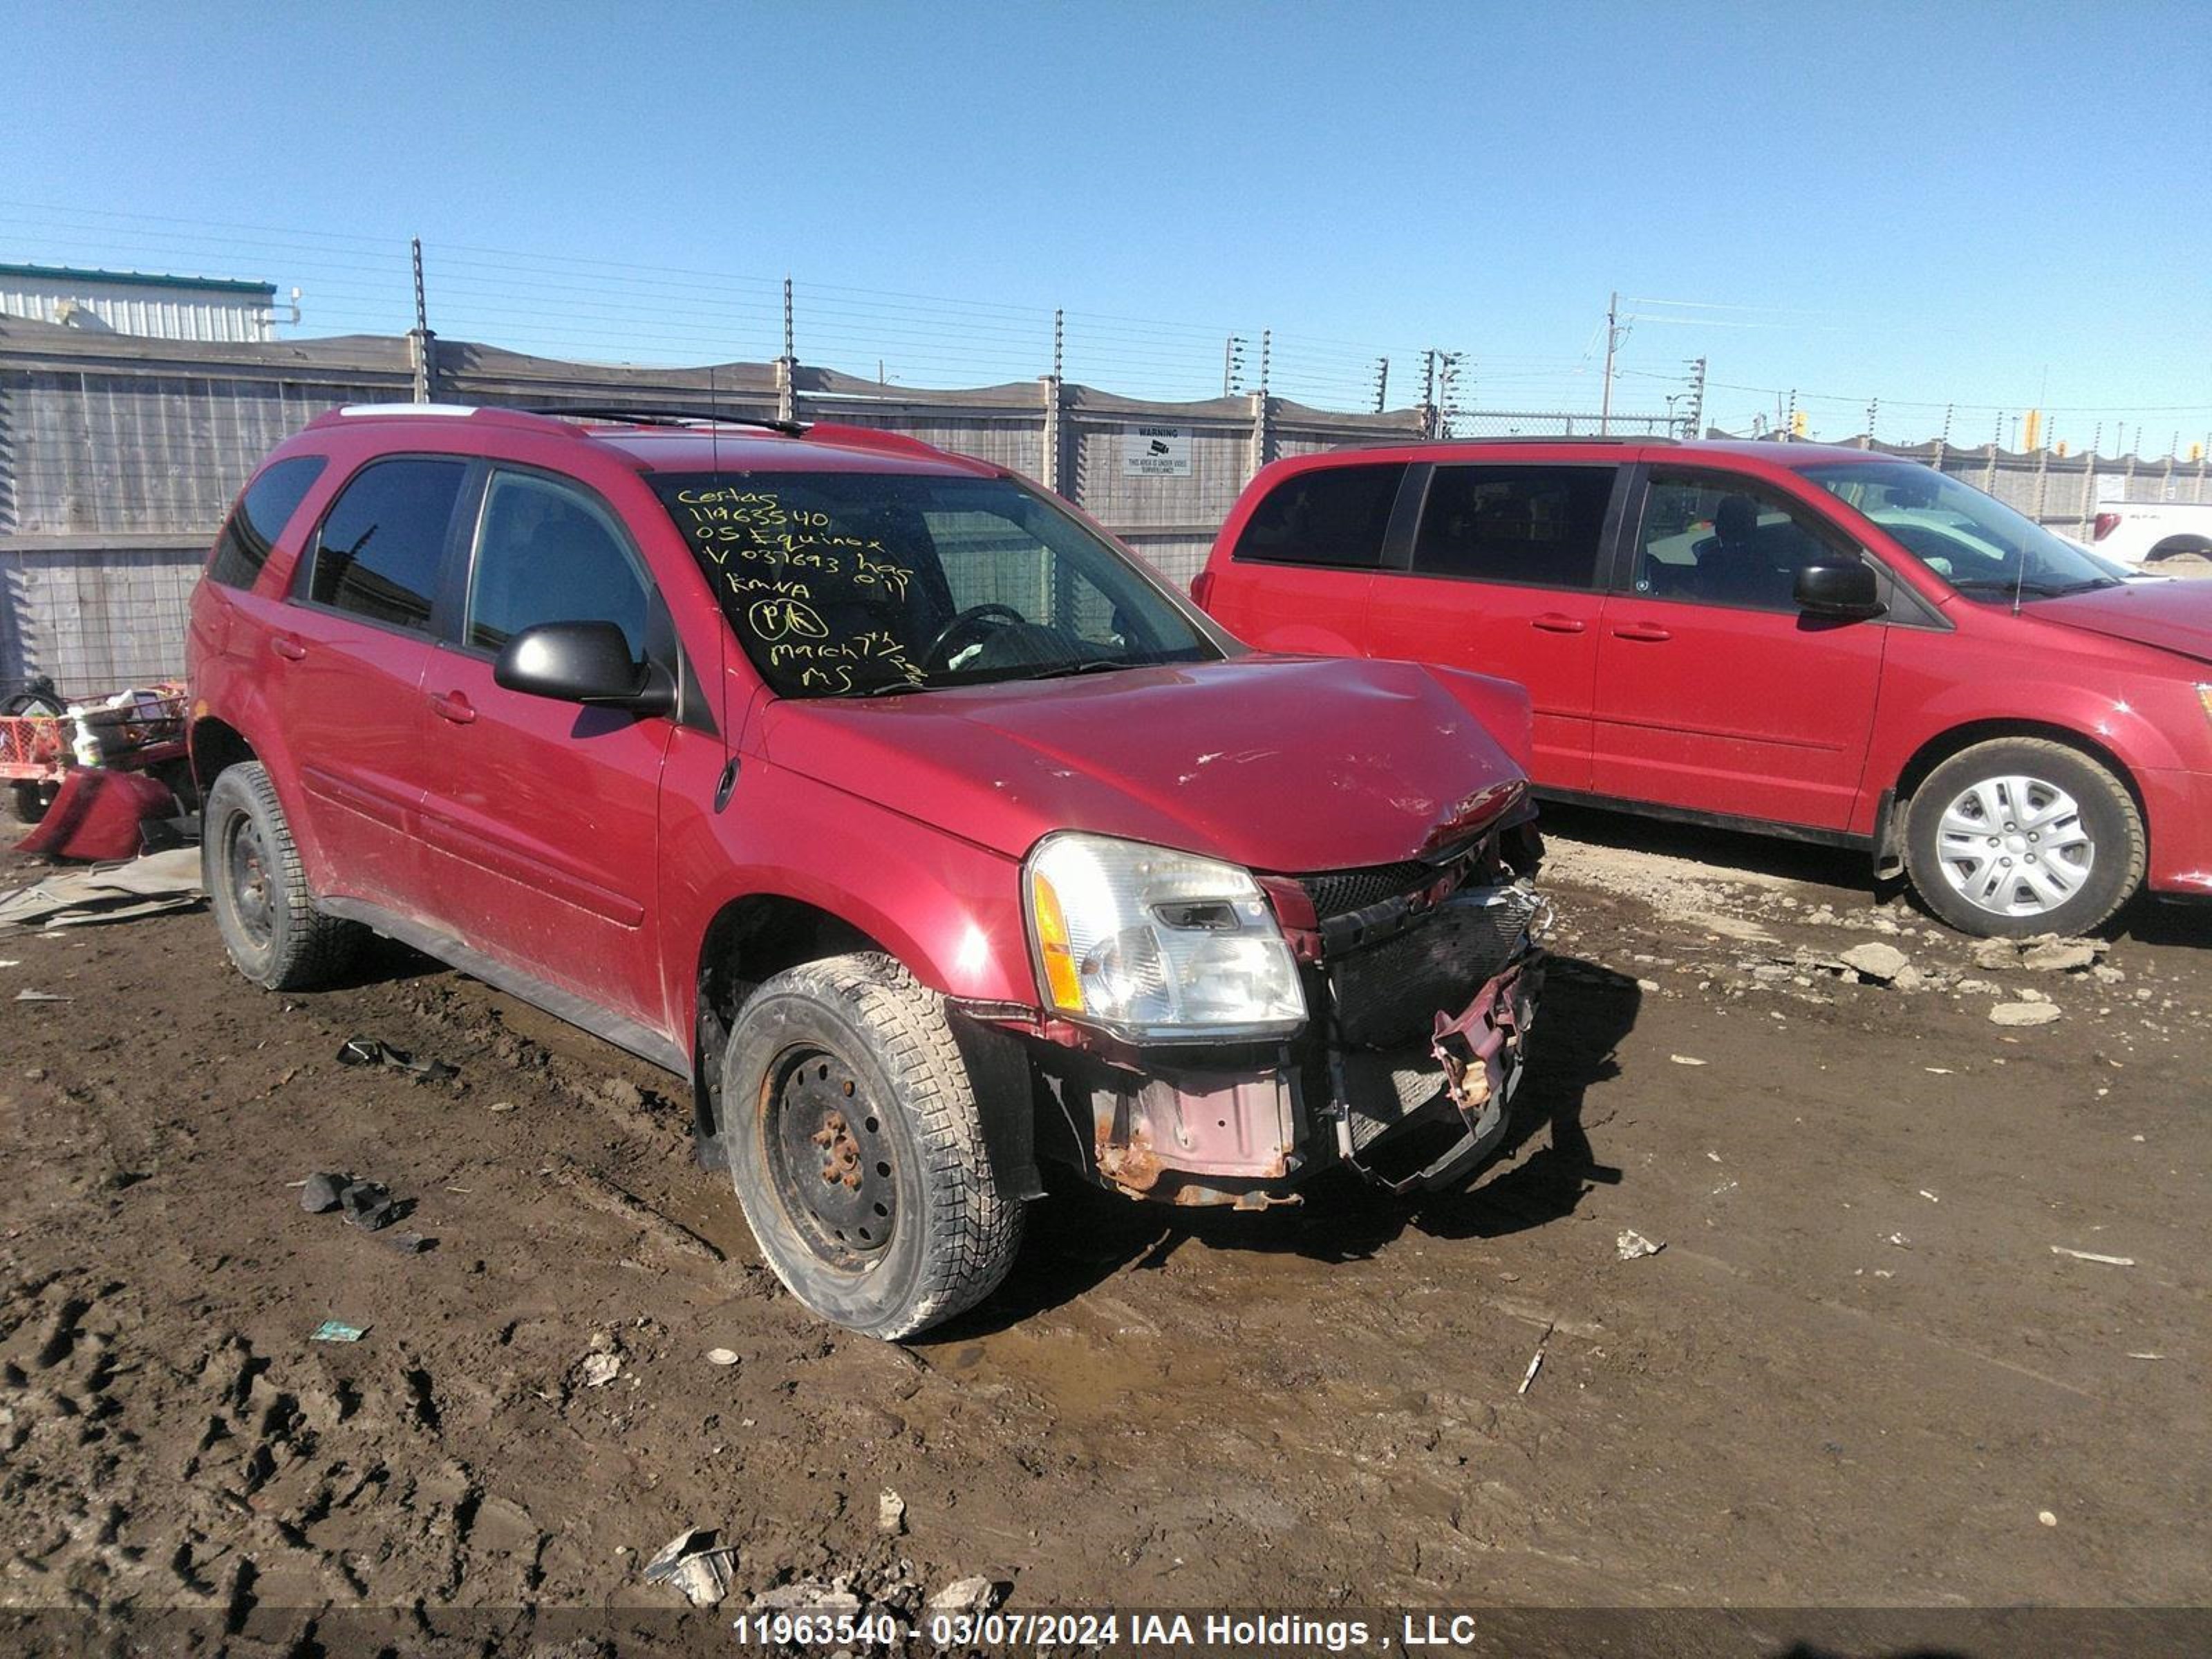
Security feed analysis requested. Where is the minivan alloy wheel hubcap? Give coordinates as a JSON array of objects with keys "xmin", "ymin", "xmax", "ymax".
[{"xmin": 1934, "ymin": 774, "xmax": 2094, "ymax": 917}]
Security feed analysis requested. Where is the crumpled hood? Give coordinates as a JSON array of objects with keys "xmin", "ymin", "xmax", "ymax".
[
  {"xmin": 2029, "ymin": 581, "xmax": 2212, "ymax": 664},
  {"xmin": 757, "ymin": 656, "xmax": 1529, "ymax": 873}
]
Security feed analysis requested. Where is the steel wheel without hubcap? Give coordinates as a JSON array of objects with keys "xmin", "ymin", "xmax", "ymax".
[
  {"xmin": 1933, "ymin": 773, "xmax": 2094, "ymax": 919},
  {"xmin": 226, "ymin": 816, "xmax": 277, "ymax": 949},
  {"xmin": 762, "ymin": 1046, "xmax": 898, "ymax": 1268}
]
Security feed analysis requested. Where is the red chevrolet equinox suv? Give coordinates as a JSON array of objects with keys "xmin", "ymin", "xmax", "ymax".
[
  {"xmin": 1198, "ymin": 439, "xmax": 2212, "ymax": 939},
  {"xmin": 187, "ymin": 405, "xmax": 1547, "ymax": 1336}
]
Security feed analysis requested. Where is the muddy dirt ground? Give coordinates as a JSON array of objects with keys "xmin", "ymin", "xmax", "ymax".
[{"xmin": 3, "ymin": 809, "xmax": 2209, "ymax": 1656}]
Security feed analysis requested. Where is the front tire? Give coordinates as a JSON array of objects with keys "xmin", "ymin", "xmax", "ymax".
[
  {"xmin": 1903, "ymin": 738, "xmax": 2144, "ymax": 937},
  {"xmin": 203, "ymin": 761, "xmax": 364, "ymax": 989},
  {"xmin": 720, "ymin": 953, "xmax": 1024, "ymax": 1339}
]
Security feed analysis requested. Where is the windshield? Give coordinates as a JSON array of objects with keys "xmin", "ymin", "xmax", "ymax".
[
  {"xmin": 1803, "ymin": 461, "xmax": 2122, "ymax": 601},
  {"xmin": 650, "ymin": 470, "xmax": 1219, "ymax": 697}
]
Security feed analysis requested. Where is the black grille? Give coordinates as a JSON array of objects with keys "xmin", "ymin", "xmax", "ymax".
[
  {"xmin": 1301, "ymin": 858, "xmax": 1441, "ymax": 921},
  {"xmin": 1327, "ymin": 888, "xmax": 1539, "ymax": 1048}
]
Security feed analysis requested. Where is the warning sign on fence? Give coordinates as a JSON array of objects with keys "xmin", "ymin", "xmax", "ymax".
[{"xmin": 1121, "ymin": 425, "xmax": 1192, "ymax": 477}]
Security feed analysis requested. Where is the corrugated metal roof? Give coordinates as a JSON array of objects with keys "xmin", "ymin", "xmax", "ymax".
[{"xmin": 0, "ymin": 261, "xmax": 276, "ymax": 297}]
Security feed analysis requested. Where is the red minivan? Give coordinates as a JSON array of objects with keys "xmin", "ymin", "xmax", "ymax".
[
  {"xmin": 1197, "ymin": 439, "xmax": 2212, "ymax": 938},
  {"xmin": 187, "ymin": 405, "xmax": 1548, "ymax": 1337}
]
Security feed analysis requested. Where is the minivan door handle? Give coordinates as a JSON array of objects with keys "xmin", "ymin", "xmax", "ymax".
[
  {"xmin": 1530, "ymin": 612, "xmax": 1587, "ymax": 635},
  {"xmin": 271, "ymin": 635, "xmax": 307, "ymax": 662},
  {"xmin": 1611, "ymin": 621, "xmax": 1673, "ymax": 643},
  {"xmin": 428, "ymin": 690, "xmax": 477, "ymax": 725}
]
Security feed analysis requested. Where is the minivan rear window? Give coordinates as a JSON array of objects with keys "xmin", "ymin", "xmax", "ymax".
[
  {"xmin": 1232, "ymin": 462, "xmax": 1407, "ymax": 569},
  {"xmin": 1410, "ymin": 465, "xmax": 1615, "ymax": 589}
]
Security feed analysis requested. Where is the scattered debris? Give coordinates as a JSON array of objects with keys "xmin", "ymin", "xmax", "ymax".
[
  {"xmin": 1516, "ymin": 1320, "xmax": 1554, "ymax": 1396},
  {"xmin": 2128, "ymin": 1352, "xmax": 2166, "ymax": 1361},
  {"xmin": 1616, "ymin": 1230, "xmax": 1665, "ymax": 1261},
  {"xmin": 0, "ymin": 847, "xmax": 203, "ymax": 930},
  {"xmin": 750, "ymin": 1580, "xmax": 864, "ymax": 1617},
  {"xmin": 1839, "ymin": 941, "xmax": 1911, "ymax": 984},
  {"xmin": 14, "ymin": 988, "xmax": 71, "ymax": 1002},
  {"xmin": 926, "ymin": 1577, "xmax": 1001, "ymax": 1618},
  {"xmin": 878, "ymin": 1488, "xmax": 907, "ymax": 1535},
  {"xmin": 705, "ymin": 1347, "xmax": 740, "ymax": 1367},
  {"xmin": 2038, "ymin": 1510, "xmax": 2059, "ymax": 1528},
  {"xmin": 337, "ymin": 1036, "xmax": 459, "ymax": 1081},
  {"xmin": 309, "ymin": 1320, "xmax": 366, "ymax": 1344},
  {"xmin": 2051, "ymin": 1246, "xmax": 2134, "ymax": 1266},
  {"xmin": 299, "ymin": 1172, "xmax": 345, "ymax": 1215},
  {"xmin": 1669, "ymin": 1054, "xmax": 1707, "ymax": 1067},
  {"xmin": 1919, "ymin": 1190, "xmax": 1940, "ymax": 1203},
  {"xmin": 1885, "ymin": 1232, "xmax": 1911, "ymax": 1248},
  {"xmin": 2021, "ymin": 940, "xmax": 2102, "ymax": 974},
  {"xmin": 577, "ymin": 1330, "xmax": 624, "ymax": 1389},
  {"xmin": 489, "ymin": 1100, "xmax": 517, "ymax": 1113},
  {"xmin": 643, "ymin": 1527, "xmax": 735, "ymax": 1607},
  {"xmin": 1990, "ymin": 1002, "xmax": 2062, "ymax": 1027}
]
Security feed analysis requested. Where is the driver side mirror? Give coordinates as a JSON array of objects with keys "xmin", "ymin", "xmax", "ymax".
[
  {"xmin": 1794, "ymin": 563, "xmax": 1885, "ymax": 620},
  {"xmin": 494, "ymin": 621, "xmax": 673, "ymax": 715}
]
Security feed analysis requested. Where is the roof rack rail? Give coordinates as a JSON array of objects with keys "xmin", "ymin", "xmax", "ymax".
[
  {"xmin": 1416, "ymin": 433, "xmax": 1678, "ymax": 445},
  {"xmin": 538, "ymin": 404, "xmax": 808, "ymax": 438}
]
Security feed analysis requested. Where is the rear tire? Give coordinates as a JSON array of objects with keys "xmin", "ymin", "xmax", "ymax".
[
  {"xmin": 6, "ymin": 781, "xmax": 55, "ymax": 825},
  {"xmin": 1903, "ymin": 738, "xmax": 2143, "ymax": 938},
  {"xmin": 203, "ymin": 761, "xmax": 365, "ymax": 989},
  {"xmin": 719, "ymin": 952, "xmax": 1024, "ymax": 1339}
]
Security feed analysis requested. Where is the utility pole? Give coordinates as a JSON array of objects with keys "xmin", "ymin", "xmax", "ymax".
[
  {"xmin": 1221, "ymin": 335, "xmax": 1246, "ymax": 397},
  {"xmin": 1683, "ymin": 357, "xmax": 1706, "ymax": 438},
  {"xmin": 1370, "ymin": 356, "xmax": 1389, "ymax": 415},
  {"xmin": 1257, "ymin": 329, "xmax": 1271, "ymax": 396},
  {"xmin": 1600, "ymin": 290, "xmax": 1619, "ymax": 436},
  {"xmin": 1051, "ymin": 308, "xmax": 1064, "ymax": 383}
]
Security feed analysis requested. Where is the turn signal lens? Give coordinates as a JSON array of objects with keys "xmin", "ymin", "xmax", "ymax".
[{"xmin": 1029, "ymin": 870, "xmax": 1085, "ymax": 1013}]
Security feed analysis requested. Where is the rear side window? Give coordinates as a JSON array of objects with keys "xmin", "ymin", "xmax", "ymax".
[
  {"xmin": 1410, "ymin": 465, "xmax": 1616, "ymax": 589},
  {"xmin": 466, "ymin": 470, "xmax": 652, "ymax": 657},
  {"xmin": 303, "ymin": 458, "xmax": 468, "ymax": 630},
  {"xmin": 1232, "ymin": 462, "xmax": 1406, "ymax": 569},
  {"xmin": 207, "ymin": 456, "xmax": 328, "ymax": 590}
]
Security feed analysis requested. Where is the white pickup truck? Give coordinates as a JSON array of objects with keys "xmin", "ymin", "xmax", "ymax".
[{"xmin": 2087, "ymin": 491, "xmax": 2212, "ymax": 568}]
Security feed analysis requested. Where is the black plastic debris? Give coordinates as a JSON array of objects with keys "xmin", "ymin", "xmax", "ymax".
[
  {"xmin": 338, "ymin": 1179, "xmax": 396, "ymax": 1231},
  {"xmin": 297, "ymin": 1172, "xmax": 433, "ymax": 1248},
  {"xmin": 337, "ymin": 1037, "xmax": 458, "ymax": 1082}
]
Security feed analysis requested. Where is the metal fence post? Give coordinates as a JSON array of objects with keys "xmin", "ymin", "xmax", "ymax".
[
  {"xmin": 1040, "ymin": 374, "xmax": 1065, "ymax": 498},
  {"xmin": 2079, "ymin": 449, "xmax": 2098, "ymax": 536},
  {"xmin": 777, "ymin": 277, "xmax": 798, "ymax": 425},
  {"xmin": 1247, "ymin": 390, "xmax": 1272, "ymax": 484},
  {"xmin": 407, "ymin": 238, "xmax": 437, "ymax": 404}
]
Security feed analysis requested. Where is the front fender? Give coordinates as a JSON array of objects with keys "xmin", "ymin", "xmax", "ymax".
[{"xmin": 659, "ymin": 731, "xmax": 1035, "ymax": 1033}]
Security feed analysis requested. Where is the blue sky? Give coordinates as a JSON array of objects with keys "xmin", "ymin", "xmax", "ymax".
[{"xmin": 6, "ymin": 1, "xmax": 2207, "ymax": 446}]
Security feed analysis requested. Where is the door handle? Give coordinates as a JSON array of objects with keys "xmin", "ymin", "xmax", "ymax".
[
  {"xmin": 428, "ymin": 690, "xmax": 476, "ymax": 725},
  {"xmin": 271, "ymin": 635, "xmax": 307, "ymax": 662},
  {"xmin": 1611, "ymin": 622, "xmax": 1673, "ymax": 643},
  {"xmin": 1530, "ymin": 612, "xmax": 1587, "ymax": 635}
]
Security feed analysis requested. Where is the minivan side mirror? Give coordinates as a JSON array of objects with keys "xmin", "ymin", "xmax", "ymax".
[
  {"xmin": 1794, "ymin": 563, "xmax": 1885, "ymax": 620},
  {"xmin": 494, "ymin": 621, "xmax": 673, "ymax": 715}
]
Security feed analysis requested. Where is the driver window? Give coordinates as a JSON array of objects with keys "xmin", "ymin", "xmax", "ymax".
[
  {"xmin": 467, "ymin": 471, "xmax": 653, "ymax": 657},
  {"xmin": 927, "ymin": 507, "xmax": 1125, "ymax": 650},
  {"xmin": 1635, "ymin": 474, "xmax": 1853, "ymax": 612}
]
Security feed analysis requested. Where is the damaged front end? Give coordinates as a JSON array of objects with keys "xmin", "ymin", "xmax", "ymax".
[{"xmin": 1015, "ymin": 800, "xmax": 1546, "ymax": 1207}]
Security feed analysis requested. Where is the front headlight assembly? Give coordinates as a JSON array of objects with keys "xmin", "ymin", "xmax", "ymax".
[{"xmin": 1023, "ymin": 832, "xmax": 1306, "ymax": 1042}]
